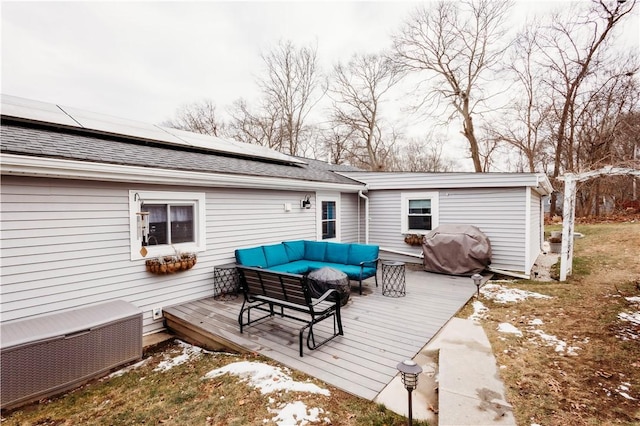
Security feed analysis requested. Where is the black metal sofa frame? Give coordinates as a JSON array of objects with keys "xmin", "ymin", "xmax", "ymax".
[{"xmin": 237, "ymin": 265, "xmax": 344, "ymax": 357}]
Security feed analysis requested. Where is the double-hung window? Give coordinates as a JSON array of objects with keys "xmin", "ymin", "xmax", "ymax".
[
  {"xmin": 129, "ymin": 190, "xmax": 206, "ymax": 260},
  {"xmin": 401, "ymin": 192, "xmax": 439, "ymax": 234}
]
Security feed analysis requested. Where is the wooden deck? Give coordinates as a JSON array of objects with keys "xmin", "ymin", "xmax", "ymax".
[{"xmin": 162, "ymin": 267, "xmax": 478, "ymax": 401}]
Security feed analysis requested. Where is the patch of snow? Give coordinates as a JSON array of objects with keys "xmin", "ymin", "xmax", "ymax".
[
  {"xmin": 497, "ymin": 322, "xmax": 523, "ymax": 336},
  {"xmin": 528, "ymin": 329, "xmax": 581, "ymax": 356},
  {"xmin": 481, "ymin": 283, "xmax": 551, "ymax": 303},
  {"xmin": 153, "ymin": 340, "xmax": 211, "ymax": 372},
  {"xmin": 468, "ymin": 300, "xmax": 489, "ymax": 323},
  {"xmin": 204, "ymin": 361, "xmax": 330, "ymax": 396},
  {"xmin": 618, "ymin": 311, "xmax": 640, "ymax": 326},
  {"xmin": 616, "ymin": 297, "xmax": 640, "ymax": 340},
  {"xmin": 626, "ymin": 296, "xmax": 640, "ymax": 304},
  {"xmin": 268, "ymin": 401, "xmax": 325, "ymax": 426},
  {"xmin": 108, "ymin": 357, "xmax": 151, "ymax": 378},
  {"xmin": 617, "ymin": 382, "xmax": 637, "ymax": 400},
  {"xmin": 529, "ymin": 318, "xmax": 544, "ymax": 326}
]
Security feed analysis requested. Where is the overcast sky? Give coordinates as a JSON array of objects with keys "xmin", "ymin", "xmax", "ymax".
[{"xmin": 1, "ymin": 1, "xmax": 639, "ymax": 168}]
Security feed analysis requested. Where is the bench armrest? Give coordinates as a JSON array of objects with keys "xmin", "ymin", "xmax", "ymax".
[
  {"xmin": 312, "ymin": 289, "xmax": 339, "ymax": 306},
  {"xmin": 358, "ymin": 257, "xmax": 379, "ymax": 268}
]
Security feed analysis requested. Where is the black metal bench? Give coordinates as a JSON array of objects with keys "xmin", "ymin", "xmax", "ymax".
[{"xmin": 237, "ymin": 265, "xmax": 344, "ymax": 357}]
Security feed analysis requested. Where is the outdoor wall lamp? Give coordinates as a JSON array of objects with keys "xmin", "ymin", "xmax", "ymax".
[
  {"xmin": 397, "ymin": 359, "xmax": 422, "ymax": 426},
  {"xmin": 301, "ymin": 195, "xmax": 312, "ymax": 209},
  {"xmin": 472, "ymin": 273, "xmax": 483, "ymax": 298}
]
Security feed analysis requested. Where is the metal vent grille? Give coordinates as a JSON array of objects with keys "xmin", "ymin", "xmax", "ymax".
[{"xmin": 1, "ymin": 301, "xmax": 142, "ymax": 410}]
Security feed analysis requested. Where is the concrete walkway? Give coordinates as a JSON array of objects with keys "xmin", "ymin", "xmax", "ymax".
[{"xmin": 375, "ymin": 317, "xmax": 516, "ymax": 426}]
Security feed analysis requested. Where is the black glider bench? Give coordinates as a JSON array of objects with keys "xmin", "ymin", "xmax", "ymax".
[{"xmin": 237, "ymin": 265, "xmax": 344, "ymax": 357}]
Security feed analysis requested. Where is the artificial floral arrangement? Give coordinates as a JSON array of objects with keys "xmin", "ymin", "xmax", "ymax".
[{"xmin": 145, "ymin": 251, "xmax": 197, "ymax": 274}]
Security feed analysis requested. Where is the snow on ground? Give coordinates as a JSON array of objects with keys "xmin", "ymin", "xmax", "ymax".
[
  {"xmin": 473, "ymin": 283, "xmax": 584, "ymax": 356},
  {"xmin": 154, "ymin": 339, "xmax": 212, "ymax": 372},
  {"xmin": 617, "ymin": 296, "xmax": 640, "ymax": 341},
  {"xmin": 497, "ymin": 322, "xmax": 523, "ymax": 336},
  {"xmin": 480, "ymin": 283, "xmax": 552, "ymax": 303},
  {"xmin": 204, "ymin": 361, "xmax": 330, "ymax": 425}
]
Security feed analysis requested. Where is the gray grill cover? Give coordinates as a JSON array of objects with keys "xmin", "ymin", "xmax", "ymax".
[{"xmin": 422, "ymin": 224, "xmax": 492, "ymax": 276}]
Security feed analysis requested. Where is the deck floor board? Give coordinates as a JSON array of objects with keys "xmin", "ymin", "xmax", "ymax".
[{"xmin": 163, "ymin": 267, "xmax": 478, "ymax": 400}]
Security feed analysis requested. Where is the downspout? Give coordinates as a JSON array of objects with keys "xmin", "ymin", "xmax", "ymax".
[{"xmin": 358, "ymin": 190, "xmax": 369, "ymax": 244}]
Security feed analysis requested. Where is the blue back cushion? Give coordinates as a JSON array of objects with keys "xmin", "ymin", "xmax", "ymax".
[
  {"xmin": 263, "ymin": 243, "xmax": 289, "ymax": 267},
  {"xmin": 348, "ymin": 244, "xmax": 379, "ymax": 265},
  {"xmin": 325, "ymin": 242, "xmax": 350, "ymax": 264},
  {"xmin": 235, "ymin": 247, "xmax": 267, "ymax": 268},
  {"xmin": 304, "ymin": 241, "xmax": 327, "ymax": 261},
  {"xmin": 282, "ymin": 240, "xmax": 305, "ymax": 262}
]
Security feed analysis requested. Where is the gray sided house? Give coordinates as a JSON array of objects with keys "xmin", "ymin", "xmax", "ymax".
[{"xmin": 0, "ymin": 95, "xmax": 552, "ymax": 338}]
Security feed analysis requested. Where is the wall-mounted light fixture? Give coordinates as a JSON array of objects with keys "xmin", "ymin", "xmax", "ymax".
[{"xmin": 301, "ymin": 195, "xmax": 312, "ymax": 209}]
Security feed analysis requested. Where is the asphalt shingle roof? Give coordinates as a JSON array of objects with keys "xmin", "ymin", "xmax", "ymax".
[{"xmin": 0, "ymin": 122, "xmax": 363, "ymax": 186}]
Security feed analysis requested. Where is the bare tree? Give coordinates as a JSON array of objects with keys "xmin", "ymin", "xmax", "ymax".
[
  {"xmin": 391, "ymin": 0, "xmax": 513, "ymax": 172},
  {"xmin": 328, "ymin": 53, "xmax": 403, "ymax": 170},
  {"xmin": 485, "ymin": 24, "xmax": 554, "ymax": 173},
  {"xmin": 388, "ymin": 138, "xmax": 456, "ymax": 172},
  {"xmin": 258, "ymin": 40, "xmax": 324, "ymax": 156},
  {"xmin": 227, "ymin": 98, "xmax": 283, "ymax": 150},
  {"xmin": 163, "ymin": 99, "xmax": 225, "ymax": 137},
  {"xmin": 539, "ymin": 0, "xmax": 638, "ymax": 213}
]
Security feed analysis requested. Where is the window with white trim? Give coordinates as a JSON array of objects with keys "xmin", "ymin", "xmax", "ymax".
[
  {"xmin": 322, "ymin": 200, "xmax": 337, "ymax": 239},
  {"xmin": 129, "ymin": 190, "xmax": 206, "ymax": 260},
  {"xmin": 401, "ymin": 192, "xmax": 439, "ymax": 234}
]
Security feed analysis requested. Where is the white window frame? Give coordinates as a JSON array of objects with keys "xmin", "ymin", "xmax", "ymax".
[
  {"xmin": 401, "ymin": 191, "xmax": 439, "ymax": 234},
  {"xmin": 316, "ymin": 193, "xmax": 340, "ymax": 241},
  {"xmin": 129, "ymin": 190, "xmax": 206, "ymax": 260}
]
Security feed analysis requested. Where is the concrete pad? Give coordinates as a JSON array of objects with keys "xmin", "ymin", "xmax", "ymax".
[{"xmin": 375, "ymin": 317, "xmax": 516, "ymax": 425}]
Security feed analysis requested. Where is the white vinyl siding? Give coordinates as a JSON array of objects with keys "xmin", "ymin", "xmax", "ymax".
[
  {"xmin": 367, "ymin": 187, "xmax": 531, "ymax": 273},
  {"xmin": 0, "ymin": 176, "xmax": 318, "ymax": 335},
  {"xmin": 340, "ymin": 193, "xmax": 359, "ymax": 243}
]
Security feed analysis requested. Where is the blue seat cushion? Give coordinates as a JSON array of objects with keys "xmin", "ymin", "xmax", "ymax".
[
  {"xmin": 325, "ymin": 242, "xmax": 350, "ymax": 265},
  {"xmin": 282, "ymin": 240, "xmax": 305, "ymax": 262},
  {"xmin": 304, "ymin": 241, "xmax": 327, "ymax": 262},
  {"xmin": 235, "ymin": 247, "xmax": 267, "ymax": 268},
  {"xmin": 348, "ymin": 244, "xmax": 379, "ymax": 265},
  {"xmin": 269, "ymin": 260, "xmax": 311, "ymax": 275},
  {"xmin": 263, "ymin": 243, "xmax": 289, "ymax": 267},
  {"xmin": 336, "ymin": 264, "xmax": 377, "ymax": 280}
]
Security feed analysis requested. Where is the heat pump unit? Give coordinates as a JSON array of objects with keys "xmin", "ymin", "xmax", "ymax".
[{"xmin": 1, "ymin": 300, "xmax": 142, "ymax": 410}]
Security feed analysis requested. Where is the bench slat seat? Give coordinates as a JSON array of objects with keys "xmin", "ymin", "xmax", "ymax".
[{"xmin": 237, "ymin": 266, "xmax": 344, "ymax": 357}]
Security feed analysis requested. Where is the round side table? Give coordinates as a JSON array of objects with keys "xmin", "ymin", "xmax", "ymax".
[
  {"xmin": 381, "ymin": 261, "xmax": 406, "ymax": 297},
  {"xmin": 213, "ymin": 263, "xmax": 239, "ymax": 300}
]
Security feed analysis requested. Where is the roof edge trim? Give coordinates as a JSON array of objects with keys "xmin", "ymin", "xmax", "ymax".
[{"xmin": 0, "ymin": 154, "xmax": 365, "ymax": 192}]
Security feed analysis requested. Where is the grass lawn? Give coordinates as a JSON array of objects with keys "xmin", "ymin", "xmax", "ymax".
[
  {"xmin": 458, "ymin": 221, "xmax": 640, "ymax": 425},
  {"xmin": 2, "ymin": 221, "xmax": 638, "ymax": 425}
]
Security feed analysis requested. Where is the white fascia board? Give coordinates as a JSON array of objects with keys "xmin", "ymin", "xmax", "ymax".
[{"xmin": 0, "ymin": 154, "xmax": 365, "ymax": 192}]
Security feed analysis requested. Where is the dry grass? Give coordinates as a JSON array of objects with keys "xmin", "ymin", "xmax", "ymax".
[
  {"xmin": 2, "ymin": 341, "xmax": 428, "ymax": 426},
  {"xmin": 459, "ymin": 222, "xmax": 640, "ymax": 425}
]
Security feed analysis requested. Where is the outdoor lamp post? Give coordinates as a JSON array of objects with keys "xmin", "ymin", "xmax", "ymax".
[
  {"xmin": 397, "ymin": 359, "xmax": 423, "ymax": 426},
  {"xmin": 472, "ymin": 273, "xmax": 483, "ymax": 298}
]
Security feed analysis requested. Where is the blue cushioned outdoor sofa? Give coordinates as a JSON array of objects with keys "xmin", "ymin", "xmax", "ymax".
[{"xmin": 235, "ymin": 240, "xmax": 379, "ymax": 295}]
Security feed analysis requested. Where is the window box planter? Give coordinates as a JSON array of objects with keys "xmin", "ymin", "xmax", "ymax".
[
  {"xmin": 145, "ymin": 253, "xmax": 197, "ymax": 274},
  {"xmin": 404, "ymin": 233, "xmax": 424, "ymax": 246}
]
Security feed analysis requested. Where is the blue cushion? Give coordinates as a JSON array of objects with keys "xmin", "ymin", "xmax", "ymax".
[
  {"xmin": 269, "ymin": 260, "xmax": 311, "ymax": 275},
  {"xmin": 235, "ymin": 247, "xmax": 267, "ymax": 268},
  {"xmin": 347, "ymin": 244, "xmax": 379, "ymax": 265},
  {"xmin": 338, "ymin": 264, "xmax": 377, "ymax": 280},
  {"xmin": 263, "ymin": 243, "xmax": 289, "ymax": 267},
  {"xmin": 325, "ymin": 242, "xmax": 350, "ymax": 264},
  {"xmin": 304, "ymin": 241, "xmax": 327, "ymax": 261},
  {"xmin": 282, "ymin": 240, "xmax": 305, "ymax": 262}
]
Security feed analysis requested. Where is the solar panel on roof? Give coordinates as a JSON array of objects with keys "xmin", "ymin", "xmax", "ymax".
[
  {"xmin": 1, "ymin": 95, "xmax": 80, "ymax": 128},
  {"xmin": 1, "ymin": 94, "xmax": 306, "ymax": 166}
]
